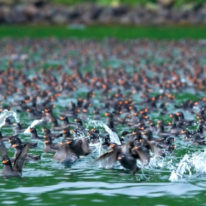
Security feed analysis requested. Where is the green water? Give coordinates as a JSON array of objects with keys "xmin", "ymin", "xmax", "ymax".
[
  {"xmin": 1, "ymin": 149, "xmax": 206, "ymax": 206},
  {"xmin": 1, "ymin": 25, "xmax": 206, "ymax": 39},
  {"xmin": 0, "ymin": 38, "xmax": 206, "ymax": 206}
]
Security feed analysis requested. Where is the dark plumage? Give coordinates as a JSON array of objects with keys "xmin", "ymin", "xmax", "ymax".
[
  {"xmin": 0, "ymin": 141, "xmax": 29, "ymax": 177},
  {"xmin": 29, "ymin": 128, "xmax": 42, "ymax": 139},
  {"xmin": 53, "ymin": 138, "xmax": 90, "ymax": 164}
]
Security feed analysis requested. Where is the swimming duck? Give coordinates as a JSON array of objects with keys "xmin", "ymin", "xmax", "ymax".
[
  {"xmin": 117, "ymin": 153, "xmax": 138, "ymax": 175},
  {"xmin": 43, "ymin": 135, "xmax": 60, "ymax": 153},
  {"xmin": 0, "ymin": 141, "xmax": 29, "ymax": 177},
  {"xmin": 53, "ymin": 141, "xmax": 78, "ymax": 164},
  {"xmin": 29, "ymin": 128, "xmax": 43, "ymax": 140},
  {"xmin": 42, "ymin": 128, "xmax": 61, "ymax": 139},
  {"xmin": 53, "ymin": 138, "xmax": 90, "ymax": 164},
  {"xmin": 97, "ymin": 142, "xmax": 139, "ymax": 174},
  {"xmin": 10, "ymin": 137, "xmax": 40, "ymax": 161},
  {"xmin": 59, "ymin": 115, "xmax": 71, "ymax": 127},
  {"xmin": 8, "ymin": 135, "xmax": 37, "ymax": 149}
]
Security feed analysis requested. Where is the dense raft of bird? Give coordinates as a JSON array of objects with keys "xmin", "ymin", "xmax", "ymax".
[{"xmin": 0, "ymin": 39, "xmax": 206, "ymax": 177}]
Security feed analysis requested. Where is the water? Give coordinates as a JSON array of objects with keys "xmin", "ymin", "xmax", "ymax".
[
  {"xmin": 1, "ymin": 111, "xmax": 206, "ymax": 206},
  {"xmin": 0, "ymin": 39, "xmax": 206, "ymax": 206}
]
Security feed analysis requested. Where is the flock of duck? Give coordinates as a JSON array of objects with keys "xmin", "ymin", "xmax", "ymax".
[{"xmin": 0, "ymin": 39, "xmax": 206, "ymax": 177}]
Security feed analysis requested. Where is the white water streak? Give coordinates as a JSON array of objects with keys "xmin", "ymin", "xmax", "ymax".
[
  {"xmin": 24, "ymin": 119, "xmax": 45, "ymax": 134},
  {"xmin": 0, "ymin": 109, "xmax": 19, "ymax": 128},
  {"xmin": 88, "ymin": 119, "xmax": 121, "ymax": 145}
]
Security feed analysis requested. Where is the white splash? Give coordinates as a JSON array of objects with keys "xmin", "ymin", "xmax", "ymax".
[
  {"xmin": 169, "ymin": 150, "xmax": 206, "ymax": 182},
  {"xmin": 191, "ymin": 150, "xmax": 206, "ymax": 173},
  {"xmin": 0, "ymin": 109, "xmax": 19, "ymax": 128},
  {"xmin": 169, "ymin": 154, "xmax": 192, "ymax": 181},
  {"xmin": 88, "ymin": 119, "xmax": 121, "ymax": 145},
  {"xmin": 148, "ymin": 156, "xmax": 167, "ymax": 169},
  {"xmin": 90, "ymin": 138, "xmax": 103, "ymax": 156},
  {"xmin": 72, "ymin": 129, "xmax": 86, "ymax": 140},
  {"xmin": 97, "ymin": 138, "xmax": 103, "ymax": 156},
  {"xmin": 24, "ymin": 119, "xmax": 45, "ymax": 134}
]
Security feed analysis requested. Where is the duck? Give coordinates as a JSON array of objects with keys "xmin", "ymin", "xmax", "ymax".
[
  {"xmin": 0, "ymin": 141, "xmax": 29, "ymax": 177},
  {"xmin": 59, "ymin": 115, "xmax": 73, "ymax": 128},
  {"xmin": 68, "ymin": 138, "xmax": 91, "ymax": 157},
  {"xmin": 53, "ymin": 141, "xmax": 78, "ymax": 164},
  {"xmin": 8, "ymin": 135, "xmax": 37, "ymax": 149},
  {"xmin": 29, "ymin": 128, "xmax": 43, "ymax": 139},
  {"xmin": 42, "ymin": 128, "xmax": 61, "ymax": 139},
  {"xmin": 128, "ymin": 128, "xmax": 143, "ymax": 142},
  {"xmin": 10, "ymin": 137, "xmax": 40, "ymax": 161},
  {"xmin": 101, "ymin": 134, "xmax": 111, "ymax": 148},
  {"xmin": 26, "ymin": 107, "xmax": 43, "ymax": 119},
  {"xmin": 117, "ymin": 153, "xmax": 138, "ymax": 175},
  {"xmin": 43, "ymin": 135, "xmax": 60, "ymax": 153},
  {"xmin": 53, "ymin": 138, "xmax": 90, "ymax": 164},
  {"xmin": 61, "ymin": 128, "xmax": 72, "ymax": 139},
  {"xmin": 97, "ymin": 142, "xmax": 139, "ymax": 175}
]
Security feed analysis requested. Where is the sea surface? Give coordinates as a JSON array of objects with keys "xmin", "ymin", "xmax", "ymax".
[{"xmin": 0, "ymin": 39, "xmax": 206, "ymax": 206}]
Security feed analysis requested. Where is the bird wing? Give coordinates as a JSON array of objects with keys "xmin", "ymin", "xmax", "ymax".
[
  {"xmin": 149, "ymin": 141, "xmax": 165, "ymax": 157},
  {"xmin": 0, "ymin": 141, "xmax": 9, "ymax": 158},
  {"xmin": 63, "ymin": 150, "xmax": 78, "ymax": 164},
  {"xmin": 53, "ymin": 145, "xmax": 78, "ymax": 163},
  {"xmin": 13, "ymin": 143, "xmax": 29, "ymax": 172},
  {"xmin": 137, "ymin": 148, "xmax": 150, "ymax": 165},
  {"xmin": 53, "ymin": 147, "xmax": 67, "ymax": 162},
  {"xmin": 97, "ymin": 149, "xmax": 119, "ymax": 167}
]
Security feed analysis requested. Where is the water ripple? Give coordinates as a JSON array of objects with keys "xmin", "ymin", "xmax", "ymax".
[{"xmin": 4, "ymin": 181, "xmax": 205, "ymax": 198}]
